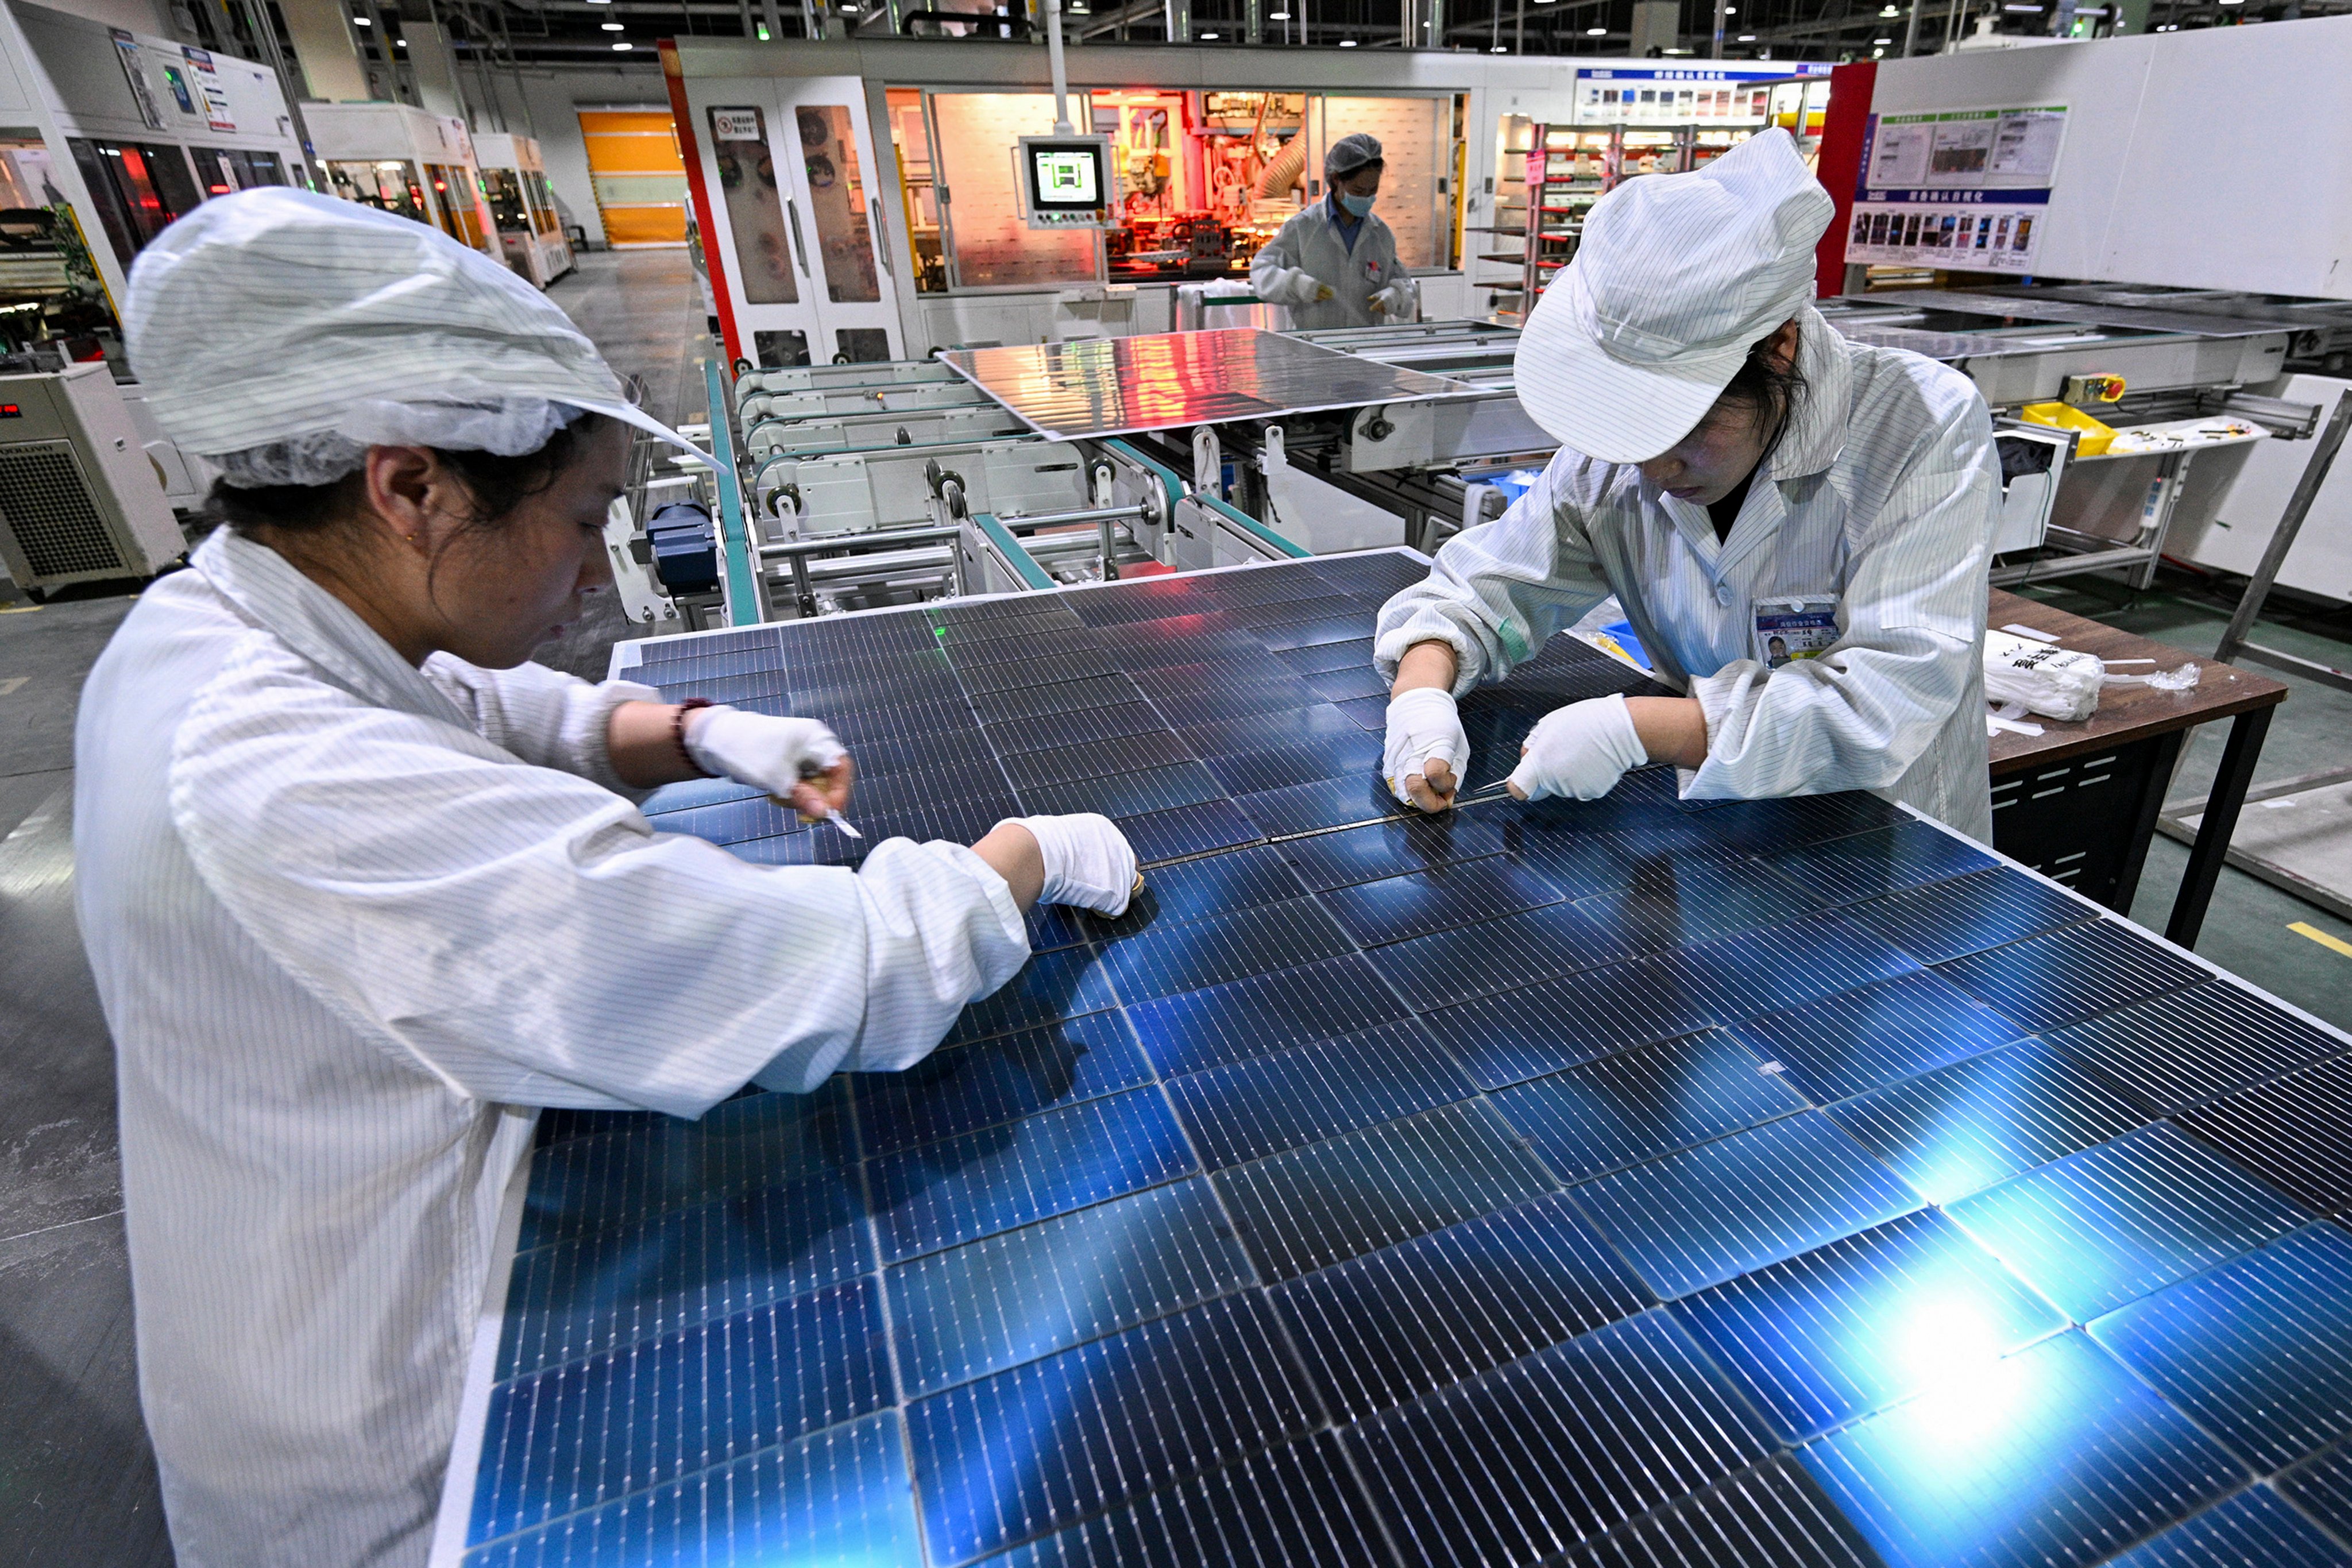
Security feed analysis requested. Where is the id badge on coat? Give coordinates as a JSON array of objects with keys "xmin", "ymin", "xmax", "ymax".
[{"xmin": 1753, "ymin": 595, "xmax": 1840, "ymax": 669}]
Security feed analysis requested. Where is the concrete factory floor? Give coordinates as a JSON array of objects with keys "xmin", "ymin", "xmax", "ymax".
[{"xmin": 1, "ymin": 248, "xmax": 2349, "ymax": 1560}]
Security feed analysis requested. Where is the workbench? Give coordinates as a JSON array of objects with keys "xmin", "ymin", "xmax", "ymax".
[{"xmin": 1986, "ymin": 588, "xmax": 2288, "ymax": 949}]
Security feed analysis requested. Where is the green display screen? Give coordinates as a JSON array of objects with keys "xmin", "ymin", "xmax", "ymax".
[{"xmin": 1031, "ymin": 146, "xmax": 1100, "ymax": 207}]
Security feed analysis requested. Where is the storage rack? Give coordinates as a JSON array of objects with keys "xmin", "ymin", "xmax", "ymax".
[{"xmin": 1478, "ymin": 123, "xmax": 1701, "ymax": 321}]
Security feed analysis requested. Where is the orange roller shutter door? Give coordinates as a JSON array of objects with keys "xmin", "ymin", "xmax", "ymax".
[{"xmin": 579, "ymin": 110, "xmax": 689, "ymax": 248}]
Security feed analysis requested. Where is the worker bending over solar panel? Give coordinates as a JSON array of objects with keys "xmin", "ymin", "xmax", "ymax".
[
  {"xmin": 1379, "ymin": 130, "xmax": 2003, "ymax": 843},
  {"xmin": 70, "ymin": 189, "xmax": 1136, "ymax": 1568}
]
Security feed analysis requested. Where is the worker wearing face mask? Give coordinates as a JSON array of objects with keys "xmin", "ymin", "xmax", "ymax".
[
  {"xmin": 1249, "ymin": 132, "xmax": 1414, "ymax": 330},
  {"xmin": 1377, "ymin": 130, "xmax": 2003, "ymax": 841},
  {"xmin": 75, "ymin": 188, "xmax": 1137, "ymax": 1568}
]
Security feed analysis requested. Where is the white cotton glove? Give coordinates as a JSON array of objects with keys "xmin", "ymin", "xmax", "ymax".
[
  {"xmin": 1384, "ymin": 687, "xmax": 1470, "ymax": 810},
  {"xmin": 1505, "ymin": 694, "xmax": 1648, "ymax": 802},
  {"xmin": 683, "ymin": 706, "xmax": 849, "ymax": 817},
  {"xmin": 1002, "ymin": 813, "xmax": 1140, "ymax": 917}
]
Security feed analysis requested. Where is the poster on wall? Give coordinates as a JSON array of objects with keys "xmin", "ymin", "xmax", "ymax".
[
  {"xmin": 1574, "ymin": 64, "xmax": 1833, "ymax": 126},
  {"xmin": 181, "ymin": 45, "xmax": 237, "ymax": 133},
  {"xmin": 1845, "ymin": 105, "xmax": 2067, "ymax": 273}
]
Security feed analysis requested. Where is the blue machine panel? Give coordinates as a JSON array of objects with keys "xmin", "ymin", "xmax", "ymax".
[{"xmin": 465, "ymin": 555, "xmax": 2352, "ymax": 1568}]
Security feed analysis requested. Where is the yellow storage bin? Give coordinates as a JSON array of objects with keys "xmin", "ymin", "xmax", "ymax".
[{"xmin": 2019, "ymin": 401, "xmax": 2117, "ymax": 457}]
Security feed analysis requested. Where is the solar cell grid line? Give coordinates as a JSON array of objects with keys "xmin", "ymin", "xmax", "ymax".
[
  {"xmin": 1825, "ymin": 1038, "xmax": 2153, "ymax": 1206},
  {"xmin": 1255, "ymin": 613, "xmax": 1386, "ymax": 654},
  {"xmin": 994, "ymin": 729, "xmax": 1200, "ymax": 793},
  {"xmin": 1343, "ymin": 1309, "xmax": 1779, "ymax": 1568},
  {"xmin": 1099, "ymin": 626, "xmax": 1274, "ymax": 672},
  {"xmin": 843, "ymin": 727, "xmax": 1005, "ymax": 786},
  {"xmin": 943, "ymin": 624, "xmax": 1109, "ymax": 670},
  {"xmin": 1942, "ymin": 1121, "xmax": 2313, "ymax": 1323},
  {"xmin": 2277, "ymin": 1440, "xmax": 2352, "ymax": 1543},
  {"xmin": 1305, "ymin": 665, "xmax": 1393, "ymax": 704},
  {"xmin": 1727, "ymin": 968, "xmax": 2029, "ymax": 1105},
  {"xmin": 1268, "ymin": 1190, "xmax": 1654, "ymax": 1426},
  {"xmin": 1275, "ymin": 636, "xmax": 1377, "ymax": 676},
  {"xmin": 970, "ymin": 671, "xmax": 1149, "ymax": 725},
  {"xmin": 1320, "ymin": 855, "xmax": 1567, "ymax": 947},
  {"xmin": 1837, "ymin": 863, "xmax": 2095, "ymax": 964},
  {"xmin": 883, "ymin": 1177, "xmax": 1254, "ymax": 1400},
  {"xmin": 2088, "ymin": 1222, "xmax": 2352, "ymax": 1475},
  {"xmin": 1666, "ymin": 1207, "xmax": 2069, "ymax": 1445},
  {"xmin": 1127, "ymin": 652, "xmax": 1301, "ymax": 697},
  {"xmin": 2173, "ymin": 1056, "xmax": 2352, "ymax": 1215},
  {"xmin": 1490, "ymin": 1028, "xmax": 1812, "ymax": 1184},
  {"xmin": 1210, "ymin": 1098, "xmax": 1560, "ymax": 1284},
  {"xmin": 493, "ymin": 1167, "xmax": 870, "ymax": 1380},
  {"xmin": 2042, "ymin": 979, "xmax": 2347, "ymax": 1115},
  {"xmin": 1125, "ymin": 951, "xmax": 1414, "ymax": 1077},
  {"xmin": 1233, "ymin": 771, "xmax": 1415, "ymax": 838},
  {"xmin": 1115, "ymin": 796, "xmax": 1265, "ymax": 864},
  {"xmin": 1163, "ymin": 1019, "xmax": 1477, "ymax": 1169},
  {"xmin": 1932, "ymin": 917, "xmax": 2209, "ymax": 1035},
  {"xmin": 1097, "ymin": 894, "xmax": 1357, "ymax": 1002},
  {"xmin": 1424, "ymin": 960, "xmax": 1720, "ymax": 1090},
  {"xmin": 1203, "ymin": 732, "xmax": 1387, "ymax": 797},
  {"xmin": 852, "ymin": 1010, "xmax": 1154, "ymax": 1158},
  {"xmin": 953, "ymin": 649, "xmax": 1127, "ymax": 694},
  {"xmin": 983, "ymin": 1430, "xmax": 1397, "ymax": 1568},
  {"xmin": 1147, "ymin": 676, "xmax": 1328, "ymax": 729},
  {"xmin": 1555, "ymin": 1455, "xmax": 1888, "ymax": 1568},
  {"xmin": 643, "ymin": 666, "xmax": 793, "ymax": 706},
  {"xmin": 625, "ymin": 623, "xmax": 782, "ymax": 665},
  {"xmin": 901, "ymin": 1291, "xmax": 1325, "ymax": 1564},
  {"xmin": 984, "ymin": 699, "xmax": 1170, "ymax": 754},
  {"xmin": 1014, "ymin": 759, "xmax": 1227, "ymax": 821},
  {"xmin": 1378, "ymin": 901, "xmax": 1635, "ymax": 1011},
  {"xmin": 864, "ymin": 1083, "xmax": 1198, "ymax": 1264},
  {"xmin": 825, "ymin": 696, "xmax": 984, "ymax": 746},
  {"xmin": 1083, "ymin": 840, "xmax": 1310, "ymax": 934},
  {"xmin": 1563, "ymin": 853, "xmax": 1820, "ymax": 955},
  {"xmin": 939, "ymin": 944, "xmax": 1119, "ymax": 1050},
  {"xmin": 2099, "ymin": 1485, "xmax": 2352, "ymax": 1568},
  {"xmin": 1191, "ymin": 565, "xmax": 1353, "ymax": 606}
]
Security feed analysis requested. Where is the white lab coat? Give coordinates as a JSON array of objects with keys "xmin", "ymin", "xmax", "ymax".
[
  {"xmin": 1376, "ymin": 307, "xmax": 2002, "ymax": 842},
  {"xmin": 1249, "ymin": 195, "xmax": 1412, "ymax": 331},
  {"xmin": 72, "ymin": 528, "xmax": 1029, "ymax": 1567}
]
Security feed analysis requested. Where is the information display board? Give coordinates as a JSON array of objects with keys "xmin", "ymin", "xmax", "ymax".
[
  {"xmin": 1845, "ymin": 105, "xmax": 2069, "ymax": 273},
  {"xmin": 1018, "ymin": 134, "xmax": 1115, "ymax": 230},
  {"xmin": 1573, "ymin": 64, "xmax": 1833, "ymax": 126}
]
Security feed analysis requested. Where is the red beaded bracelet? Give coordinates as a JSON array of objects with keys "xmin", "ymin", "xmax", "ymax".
[{"xmin": 673, "ymin": 697, "xmax": 715, "ymax": 777}]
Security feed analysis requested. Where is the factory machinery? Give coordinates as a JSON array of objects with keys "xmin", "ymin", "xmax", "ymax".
[{"xmin": 651, "ymin": 286, "xmax": 2346, "ymax": 639}]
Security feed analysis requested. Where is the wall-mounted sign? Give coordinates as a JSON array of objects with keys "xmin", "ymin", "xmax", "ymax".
[
  {"xmin": 1574, "ymin": 64, "xmax": 1832, "ymax": 127},
  {"xmin": 1847, "ymin": 105, "xmax": 2068, "ymax": 273},
  {"xmin": 111, "ymin": 29, "xmax": 165, "ymax": 130},
  {"xmin": 708, "ymin": 108, "xmax": 765, "ymax": 142},
  {"xmin": 181, "ymin": 45, "xmax": 236, "ymax": 133}
]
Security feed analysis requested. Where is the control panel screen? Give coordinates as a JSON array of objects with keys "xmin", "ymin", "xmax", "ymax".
[{"xmin": 1027, "ymin": 142, "xmax": 1103, "ymax": 209}]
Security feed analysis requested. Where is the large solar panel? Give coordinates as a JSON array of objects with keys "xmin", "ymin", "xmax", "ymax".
[{"xmin": 446, "ymin": 551, "xmax": 2352, "ymax": 1568}]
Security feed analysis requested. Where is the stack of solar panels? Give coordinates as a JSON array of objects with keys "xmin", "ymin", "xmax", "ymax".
[{"xmin": 459, "ymin": 553, "xmax": 2352, "ymax": 1568}]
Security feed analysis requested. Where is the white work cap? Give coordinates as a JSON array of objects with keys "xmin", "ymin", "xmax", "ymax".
[
  {"xmin": 125, "ymin": 187, "xmax": 708, "ymax": 486},
  {"xmin": 1513, "ymin": 130, "xmax": 1833, "ymax": 465},
  {"xmin": 1325, "ymin": 133, "xmax": 1384, "ymax": 179}
]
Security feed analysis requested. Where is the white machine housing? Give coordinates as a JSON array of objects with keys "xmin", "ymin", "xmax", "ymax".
[
  {"xmin": 0, "ymin": 362, "xmax": 184, "ymax": 595},
  {"xmin": 304, "ymin": 102, "xmax": 500, "ymax": 260},
  {"xmin": 473, "ymin": 130, "xmax": 574, "ymax": 288}
]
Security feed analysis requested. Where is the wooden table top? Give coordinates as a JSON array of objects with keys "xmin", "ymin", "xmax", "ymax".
[{"xmin": 1984, "ymin": 588, "xmax": 2288, "ymax": 773}]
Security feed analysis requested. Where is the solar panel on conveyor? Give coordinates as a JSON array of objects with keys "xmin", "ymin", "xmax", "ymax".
[{"xmin": 454, "ymin": 550, "xmax": 2352, "ymax": 1568}]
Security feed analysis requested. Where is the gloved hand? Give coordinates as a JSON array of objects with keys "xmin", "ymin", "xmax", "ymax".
[
  {"xmin": 1505, "ymin": 693, "xmax": 1648, "ymax": 802},
  {"xmin": 1001, "ymin": 813, "xmax": 1140, "ymax": 917},
  {"xmin": 1314, "ymin": 283, "xmax": 1337, "ymax": 303},
  {"xmin": 1384, "ymin": 686, "xmax": 1470, "ymax": 812},
  {"xmin": 684, "ymin": 706, "xmax": 852, "ymax": 821}
]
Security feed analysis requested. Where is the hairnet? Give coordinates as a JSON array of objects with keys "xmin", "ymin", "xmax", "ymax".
[
  {"xmin": 125, "ymin": 187, "xmax": 708, "ymax": 487},
  {"xmin": 1325, "ymin": 133, "xmax": 1384, "ymax": 180}
]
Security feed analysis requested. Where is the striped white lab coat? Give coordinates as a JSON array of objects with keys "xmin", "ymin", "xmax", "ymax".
[
  {"xmin": 72, "ymin": 528, "xmax": 1027, "ymax": 1566},
  {"xmin": 1376, "ymin": 306, "xmax": 2002, "ymax": 842},
  {"xmin": 1249, "ymin": 196, "xmax": 1412, "ymax": 331}
]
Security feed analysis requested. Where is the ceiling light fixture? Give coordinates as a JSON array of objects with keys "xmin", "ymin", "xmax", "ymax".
[
  {"xmin": 352, "ymin": 13, "xmax": 372, "ymax": 24},
  {"xmin": 1874, "ymin": 35, "xmax": 1893, "ymax": 42},
  {"xmin": 1737, "ymin": 31, "xmax": 1755, "ymax": 38},
  {"xmin": 1199, "ymin": 28, "xmax": 1217, "ymax": 36},
  {"xmin": 1586, "ymin": 24, "xmax": 1607, "ymax": 32},
  {"xmin": 1491, "ymin": 43, "xmax": 1508, "ymax": 49},
  {"xmin": 612, "ymin": 39, "xmax": 633, "ymax": 48},
  {"xmin": 601, "ymin": 20, "xmax": 623, "ymax": 28},
  {"xmin": 1339, "ymin": 36, "xmax": 1357, "ymax": 44}
]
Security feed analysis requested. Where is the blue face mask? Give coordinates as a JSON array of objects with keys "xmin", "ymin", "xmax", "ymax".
[{"xmin": 1338, "ymin": 191, "xmax": 1376, "ymax": 218}]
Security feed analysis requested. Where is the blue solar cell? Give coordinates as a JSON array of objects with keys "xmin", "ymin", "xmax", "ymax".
[
  {"xmin": 650, "ymin": 666, "xmax": 793, "ymax": 705},
  {"xmin": 1129, "ymin": 652, "xmax": 1299, "ymax": 696},
  {"xmin": 1826, "ymin": 1038, "xmax": 2150, "ymax": 1204},
  {"xmin": 2100, "ymin": 1486, "xmax": 2352, "ymax": 1568},
  {"xmin": 831, "ymin": 696, "xmax": 982, "ymax": 744},
  {"xmin": 1798, "ymin": 1330, "xmax": 2246, "ymax": 1568},
  {"xmin": 796, "ymin": 670, "xmax": 964, "ymax": 710},
  {"xmin": 1275, "ymin": 636, "xmax": 1376, "ymax": 676},
  {"xmin": 1319, "ymin": 856, "xmax": 1565, "ymax": 946},
  {"xmin": 2175, "ymin": 1056, "xmax": 2352, "ymax": 1216},
  {"xmin": 1334, "ymin": 693, "xmax": 1390, "ymax": 729},
  {"xmin": 986, "ymin": 1432, "xmax": 1393, "ymax": 1568},
  {"xmin": 1014, "ymin": 759, "xmax": 1227, "ymax": 819},
  {"xmin": 459, "ymin": 1407, "xmax": 917, "ymax": 1568},
  {"xmin": 1086, "ymin": 841, "xmax": 1307, "ymax": 935},
  {"xmin": 1164, "ymin": 1019, "xmax": 1473, "ymax": 1168},
  {"xmin": 945, "ymin": 624, "xmax": 1106, "ymax": 669},
  {"xmin": 2090, "ymin": 1223, "xmax": 2352, "ymax": 1473},
  {"xmin": 1569, "ymin": 853, "xmax": 1816, "ymax": 953},
  {"xmin": 1934, "ymin": 918, "xmax": 2206, "ymax": 1034},
  {"xmin": 2278, "ymin": 1442, "xmax": 2352, "ymax": 1543},
  {"xmin": 1270, "ymin": 1190, "xmax": 1651, "ymax": 1423},
  {"xmin": 1347, "ymin": 1311, "xmax": 1777, "ymax": 1567},
  {"xmin": 995, "ymin": 729, "xmax": 1198, "ymax": 791},
  {"xmin": 1098, "ymin": 895, "xmax": 1357, "ymax": 1001},
  {"xmin": 1491, "ymin": 1028, "xmax": 1809, "ymax": 1183},
  {"xmin": 1729, "ymin": 968, "xmax": 2027, "ymax": 1104},
  {"xmin": 1485, "ymin": 820, "xmax": 1731, "ymax": 900},
  {"xmin": 866, "ymin": 1086, "xmax": 1197, "ymax": 1262},
  {"xmin": 1667, "ymin": 912, "xmax": 1926, "ymax": 1024},
  {"xmin": 956, "ymin": 649, "xmax": 1125, "ymax": 693},
  {"xmin": 1099, "ymin": 625, "xmax": 1269, "ymax": 671},
  {"xmin": 653, "ymin": 793, "xmax": 801, "ymax": 847},
  {"xmin": 886, "ymin": 1178, "xmax": 1251, "ymax": 1397},
  {"xmin": 1424, "ymin": 960, "xmax": 1715, "ymax": 1089},
  {"xmin": 985, "ymin": 701, "xmax": 1168, "ymax": 753},
  {"xmin": 1201, "ymin": 733, "xmax": 1382, "ymax": 795},
  {"xmin": 854, "ymin": 1011, "xmax": 1153, "ymax": 1157},
  {"xmin": 1233, "ymin": 772, "xmax": 1408, "ymax": 837},
  {"xmin": 2045, "ymin": 979, "xmax": 2346, "ymax": 1115},
  {"xmin": 1126, "ymin": 952, "xmax": 1412, "ymax": 1076},
  {"xmin": 971, "ymin": 673, "xmax": 1149, "ymax": 725},
  {"xmin": 471, "ymin": 1276, "xmax": 891, "ymax": 1539},
  {"xmin": 1024, "ymin": 899, "xmax": 1088, "ymax": 953},
  {"xmin": 1672, "ymin": 790, "xmax": 1911, "ymax": 856},
  {"xmin": 1946, "ymin": 1122, "xmax": 2311, "ymax": 1322},
  {"xmin": 1554, "ymin": 1456, "xmax": 1886, "ymax": 1568},
  {"xmin": 903, "ymin": 1292, "xmax": 1321, "ymax": 1564},
  {"xmin": 1180, "ymin": 702, "xmax": 1368, "ymax": 760},
  {"xmin": 638, "ymin": 774, "xmax": 762, "ymax": 816},
  {"xmin": 853, "ymin": 728, "xmax": 1007, "ymax": 785},
  {"xmin": 1574, "ymin": 1111, "xmax": 1923, "ymax": 1299},
  {"xmin": 942, "ymin": 947, "xmax": 1119, "ymax": 1049},
  {"xmin": 1378, "ymin": 901, "xmax": 1632, "ymax": 1010},
  {"xmin": 1843, "ymin": 866, "xmax": 2094, "ymax": 964},
  {"xmin": 1213, "ymin": 1099, "xmax": 1558, "ymax": 1283},
  {"xmin": 1117, "ymin": 797, "xmax": 1264, "ymax": 864},
  {"xmin": 1274, "ymin": 812, "xmax": 1508, "ymax": 892},
  {"xmin": 1671, "ymin": 1208, "xmax": 2067, "ymax": 1443},
  {"xmin": 1253, "ymin": 613, "xmax": 1373, "ymax": 652},
  {"xmin": 1304, "ymin": 665, "xmax": 1391, "ymax": 702},
  {"xmin": 496, "ymin": 1169, "xmax": 869, "ymax": 1380},
  {"xmin": 1149, "ymin": 677, "xmax": 1324, "ymax": 729}
]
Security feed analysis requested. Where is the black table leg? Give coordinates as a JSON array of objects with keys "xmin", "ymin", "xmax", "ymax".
[
  {"xmin": 2112, "ymin": 729, "xmax": 2184, "ymax": 917},
  {"xmin": 2166, "ymin": 705, "xmax": 2275, "ymax": 950}
]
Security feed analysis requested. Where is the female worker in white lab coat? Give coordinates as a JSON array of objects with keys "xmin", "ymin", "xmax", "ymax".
[
  {"xmin": 1379, "ymin": 131, "xmax": 2003, "ymax": 842},
  {"xmin": 72, "ymin": 188, "xmax": 1136, "ymax": 1568},
  {"xmin": 1249, "ymin": 132, "xmax": 1415, "ymax": 331}
]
